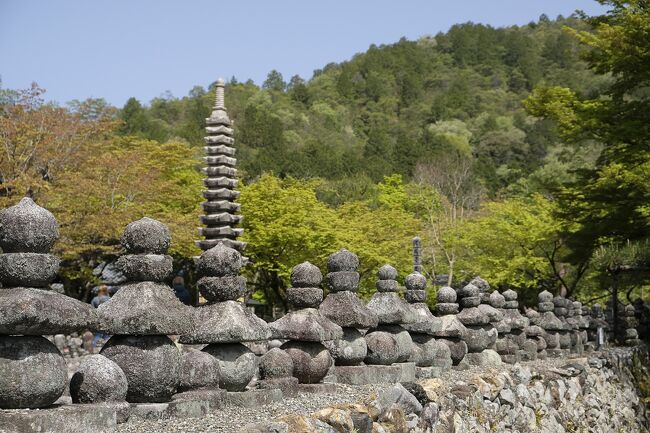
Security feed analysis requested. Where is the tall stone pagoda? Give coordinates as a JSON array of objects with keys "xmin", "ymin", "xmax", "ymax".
[{"xmin": 197, "ymin": 79, "xmax": 245, "ymax": 254}]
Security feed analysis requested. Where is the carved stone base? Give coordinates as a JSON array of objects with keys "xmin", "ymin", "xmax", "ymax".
[
  {"xmin": 296, "ymin": 383, "xmax": 338, "ymax": 394},
  {"xmin": 415, "ymin": 366, "xmax": 443, "ymax": 379},
  {"xmin": 334, "ymin": 362, "xmax": 416, "ymax": 385},
  {"xmin": 0, "ymin": 403, "xmax": 117, "ymax": 433},
  {"xmin": 258, "ymin": 377, "xmax": 300, "ymax": 397},
  {"xmin": 222, "ymin": 389, "xmax": 282, "ymax": 408}
]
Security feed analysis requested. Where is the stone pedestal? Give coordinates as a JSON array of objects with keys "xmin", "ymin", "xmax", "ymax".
[
  {"xmin": 0, "ymin": 403, "xmax": 118, "ymax": 433},
  {"xmin": 334, "ymin": 362, "xmax": 416, "ymax": 385},
  {"xmin": 222, "ymin": 389, "xmax": 282, "ymax": 407}
]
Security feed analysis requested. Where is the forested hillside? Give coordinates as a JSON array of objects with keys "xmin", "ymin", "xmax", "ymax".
[
  {"xmin": 117, "ymin": 15, "xmax": 606, "ymax": 199},
  {"xmin": 1, "ymin": 5, "xmax": 647, "ymax": 308}
]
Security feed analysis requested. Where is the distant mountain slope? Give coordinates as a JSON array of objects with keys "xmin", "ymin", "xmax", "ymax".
[{"xmin": 119, "ymin": 15, "xmax": 606, "ymax": 197}]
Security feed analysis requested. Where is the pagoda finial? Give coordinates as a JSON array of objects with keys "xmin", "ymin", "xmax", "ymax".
[
  {"xmin": 208, "ymin": 78, "xmax": 229, "ymax": 123},
  {"xmin": 214, "ymin": 78, "xmax": 226, "ymax": 111}
]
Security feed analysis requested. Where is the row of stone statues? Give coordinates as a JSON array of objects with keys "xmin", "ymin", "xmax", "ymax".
[{"xmin": 0, "ymin": 197, "xmax": 639, "ymax": 413}]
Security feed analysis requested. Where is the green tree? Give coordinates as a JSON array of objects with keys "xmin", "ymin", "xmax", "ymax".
[
  {"xmin": 239, "ymin": 174, "xmax": 339, "ymax": 310},
  {"xmin": 456, "ymin": 195, "xmax": 584, "ymax": 305},
  {"xmin": 262, "ymin": 70, "xmax": 286, "ymax": 92},
  {"xmin": 524, "ymin": 1, "xmax": 650, "ymax": 280}
]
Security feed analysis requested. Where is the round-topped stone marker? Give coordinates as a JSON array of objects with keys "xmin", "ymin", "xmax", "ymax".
[
  {"xmin": 120, "ymin": 217, "xmax": 171, "ymax": 254},
  {"xmin": 0, "ymin": 253, "xmax": 60, "ymax": 287},
  {"xmin": 70, "ymin": 354, "xmax": 128, "ymax": 403},
  {"xmin": 437, "ymin": 286, "xmax": 457, "ymax": 303},
  {"xmin": 470, "ymin": 277, "xmax": 490, "ymax": 292},
  {"xmin": 327, "ymin": 249, "xmax": 359, "ymax": 272},
  {"xmin": 538, "ymin": 290, "xmax": 553, "ymax": 303},
  {"xmin": 0, "ymin": 335, "xmax": 67, "ymax": 409},
  {"xmin": 378, "ymin": 264, "xmax": 397, "ymax": 281},
  {"xmin": 0, "ymin": 197, "xmax": 59, "ymax": 253},
  {"xmin": 197, "ymin": 243, "xmax": 242, "ymax": 277},
  {"xmin": 503, "ymin": 289, "xmax": 517, "ymax": 302},
  {"xmin": 459, "ymin": 283, "xmax": 479, "ymax": 299},
  {"xmin": 259, "ymin": 348, "xmax": 294, "ymax": 379},
  {"xmin": 405, "ymin": 272, "xmax": 426, "ymax": 291},
  {"xmin": 291, "ymin": 262, "xmax": 322, "ymax": 288},
  {"xmin": 178, "ymin": 349, "xmax": 221, "ymax": 392},
  {"xmin": 101, "ymin": 335, "xmax": 181, "ymax": 403},
  {"xmin": 489, "ymin": 291, "xmax": 506, "ymax": 309}
]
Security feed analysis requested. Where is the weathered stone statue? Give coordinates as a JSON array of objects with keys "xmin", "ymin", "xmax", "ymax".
[
  {"xmin": 623, "ymin": 304, "xmax": 641, "ymax": 346},
  {"xmin": 553, "ymin": 296, "xmax": 572, "ymax": 356},
  {"xmin": 98, "ymin": 218, "xmax": 192, "ymax": 403},
  {"xmin": 457, "ymin": 281, "xmax": 500, "ymax": 366},
  {"xmin": 180, "ymin": 243, "xmax": 270, "ymax": 394},
  {"xmin": 587, "ymin": 303, "xmax": 608, "ymax": 349},
  {"xmin": 433, "ymin": 286, "xmax": 468, "ymax": 366},
  {"xmin": 269, "ymin": 262, "xmax": 342, "ymax": 386},
  {"xmin": 0, "ymin": 198, "xmax": 98, "ymax": 409},
  {"xmin": 566, "ymin": 300, "xmax": 585, "ymax": 355},
  {"xmin": 530, "ymin": 290, "xmax": 563, "ymax": 358},
  {"xmin": 496, "ymin": 289, "xmax": 532, "ymax": 363},
  {"xmin": 365, "ymin": 264, "xmax": 417, "ymax": 367},
  {"xmin": 402, "ymin": 271, "xmax": 451, "ymax": 378},
  {"xmin": 320, "ymin": 250, "xmax": 377, "ymax": 367}
]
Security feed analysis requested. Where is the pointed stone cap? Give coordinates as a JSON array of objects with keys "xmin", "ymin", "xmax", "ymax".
[
  {"xmin": 404, "ymin": 272, "xmax": 426, "ymax": 290},
  {"xmin": 327, "ymin": 249, "xmax": 359, "ymax": 272},
  {"xmin": 536, "ymin": 311, "xmax": 564, "ymax": 331},
  {"xmin": 97, "ymin": 282, "xmax": 193, "ymax": 335},
  {"xmin": 458, "ymin": 283, "xmax": 479, "ymax": 299},
  {"xmin": 470, "ymin": 276, "xmax": 490, "ymax": 293},
  {"xmin": 538, "ymin": 290, "xmax": 553, "ymax": 303},
  {"xmin": 366, "ymin": 292, "xmax": 417, "ymax": 325},
  {"xmin": 0, "ymin": 287, "xmax": 99, "ymax": 334},
  {"xmin": 0, "ymin": 197, "xmax": 59, "ymax": 253},
  {"xmin": 489, "ymin": 291, "xmax": 505, "ymax": 309},
  {"xmin": 402, "ymin": 303, "xmax": 442, "ymax": 335},
  {"xmin": 121, "ymin": 217, "xmax": 170, "ymax": 254},
  {"xmin": 291, "ymin": 262, "xmax": 322, "ymax": 288},
  {"xmin": 457, "ymin": 307, "xmax": 491, "ymax": 326},
  {"xmin": 197, "ymin": 243, "xmax": 242, "ymax": 277},
  {"xmin": 502, "ymin": 308, "xmax": 529, "ymax": 329},
  {"xmin": 378, "ymin": 264, "xmax": 397, "ymax": 281},
  {"xmin": 433, "ymin": 314, "xmax": 468, "ymax": 338},
  {"xmin": 180, "ymin": 300, "xmax": 270, "ymax": 343},
  {"xmin": 319, "ymin": 290, "xmax": 378, "ymax": 329},
  {"xmin": 208, "ymin": 78, "xmax": 230, "ymax": 124},
  {"xmin": 269, "ymin": 308, "xmax": 343, "ymax": 342},
  {"xmin": 503, "ymin": 289, "xmax": 517, "ymax": 302},
  {"xmin": 437, "ymin": 286, "xmax": 457, "ymax": 304}
]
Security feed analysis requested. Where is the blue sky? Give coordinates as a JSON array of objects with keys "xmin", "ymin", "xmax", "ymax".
[{"xmin": 0, "ymin": 0, "xmax": 608, "ymax": 107}]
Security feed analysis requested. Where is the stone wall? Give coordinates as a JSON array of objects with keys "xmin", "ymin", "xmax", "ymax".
[{"xmin": 240, "ymin": 346, "xmax": 649, "ymax": 433}]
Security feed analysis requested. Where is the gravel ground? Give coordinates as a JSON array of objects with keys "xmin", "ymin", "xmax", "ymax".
[
  {"xmin": 115, "ymin": 356, "xmax": 573, "ymax": 433},
  {"xmin": 115, "ymin": 383, "xmax": 382, "ymax": 433}
]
